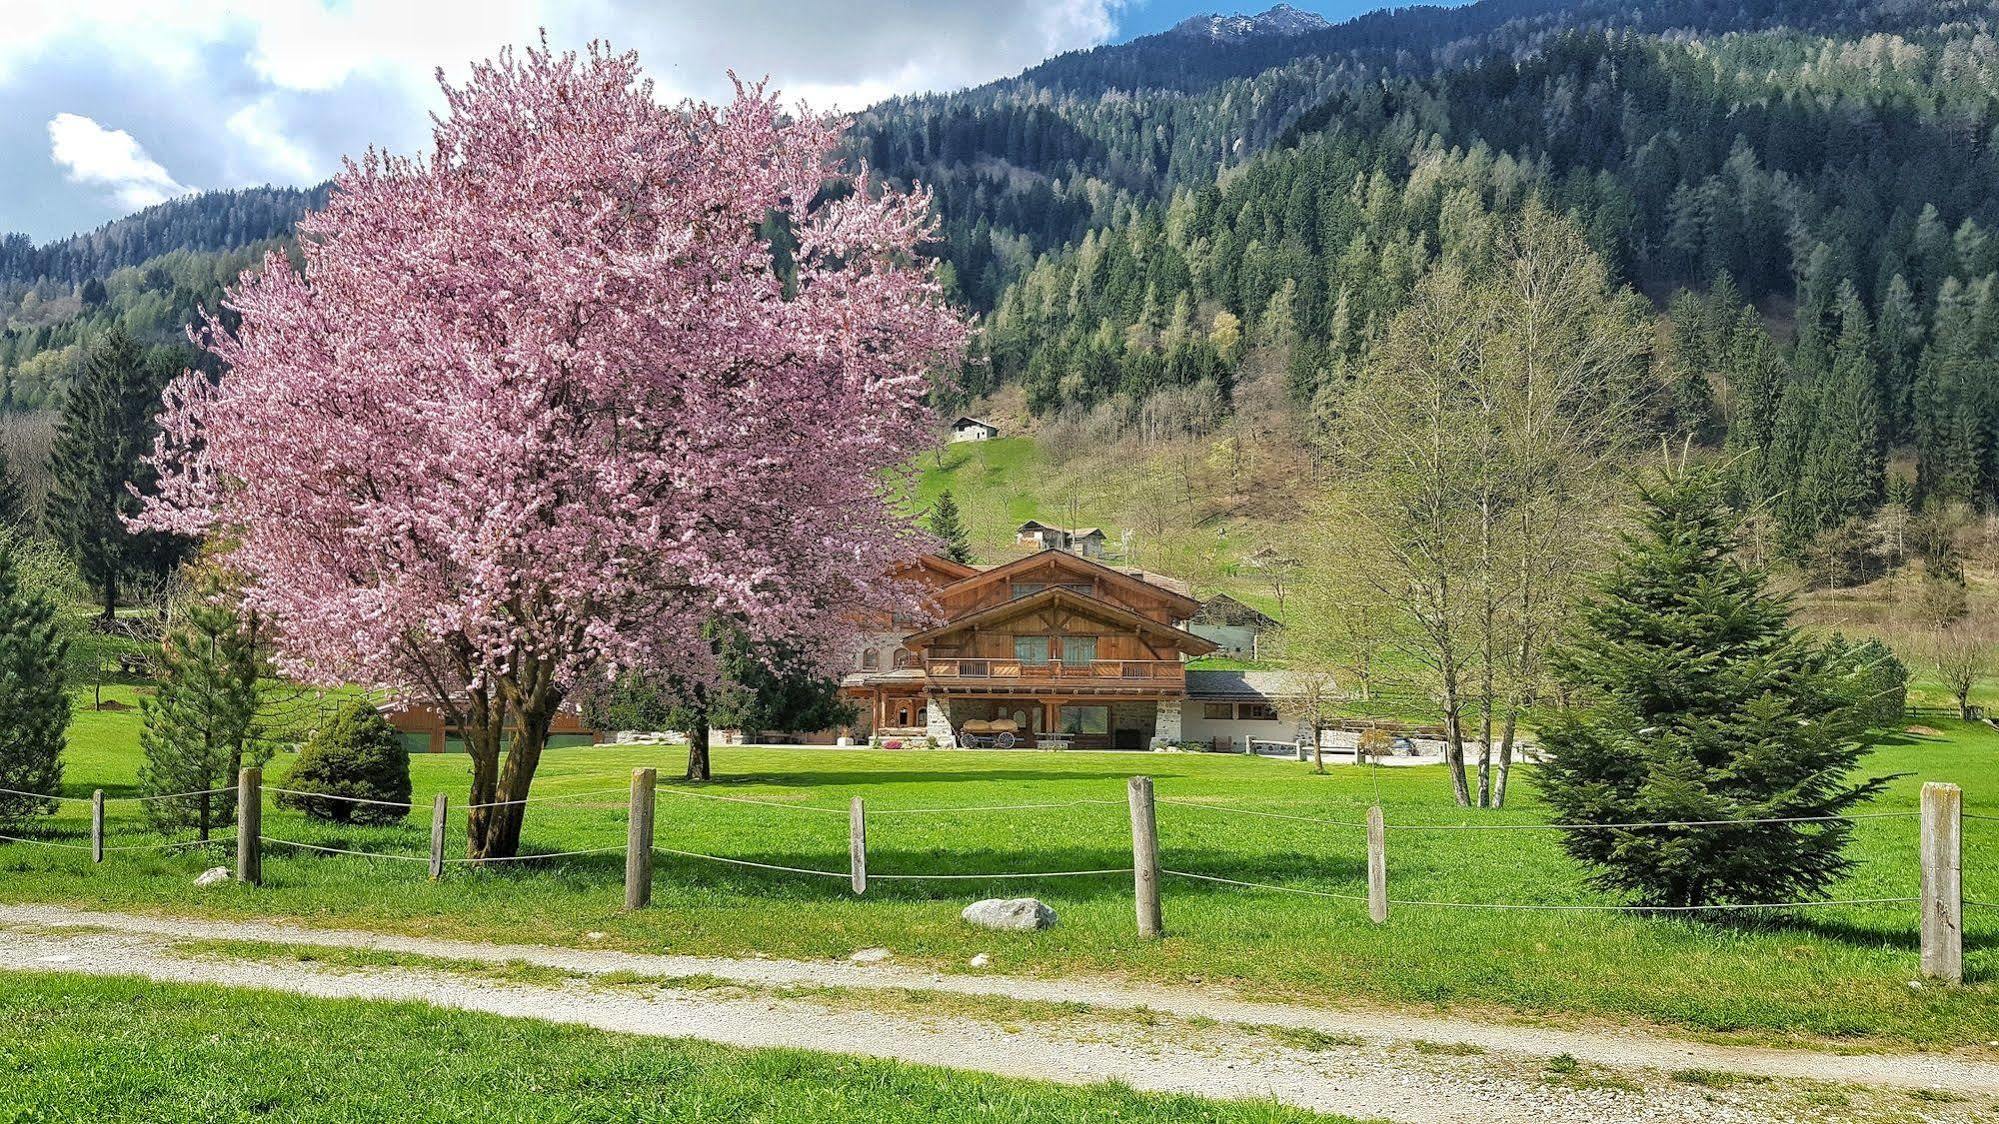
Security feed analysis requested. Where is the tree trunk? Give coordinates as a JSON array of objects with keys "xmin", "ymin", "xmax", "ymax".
[
  {"xmin": 460, "ymin": 689, "xmax": 508, "ymax": 860},
  {"xmin": 684, "ymin": 715, "xmax": 712, "ymax": 782},
  {"xmin": 477, "ymin": 702, "xmax": 553, "ymax": 860},
  {"xmin": 1311, "ymin": 719, "xmax": 1324, "ymax": 774},
  {"xmin": 1493, "ymin": 710, "xmax": 1519, "ymax": 809},
  {"xmin": 1439, "ymin": 658, "xmax": 1472, "ymax": 807},
  {"xmin": 100, "ymin": 570, "xmax": 118, "ymax": 623}
]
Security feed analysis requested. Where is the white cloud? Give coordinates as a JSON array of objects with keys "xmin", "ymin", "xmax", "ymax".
[
  {"xmin": 3, "ymin": 1, "xmax": 1131, "ymax": 239},
  {"xmin": 46, "ymin": 112, "xmax": 192, "ymax": 210},
  {"xmin": 224, "ymin": 100, "xmax": 321, "ymax": 185}
]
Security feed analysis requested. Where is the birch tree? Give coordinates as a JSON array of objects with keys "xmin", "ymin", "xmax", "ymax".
[{"xmin": 1323, "ymin": 205, "xmax": 1650, "ymax": 807}]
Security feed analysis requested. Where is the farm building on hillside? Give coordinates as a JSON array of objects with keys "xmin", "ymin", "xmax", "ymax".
[
  {"xmin": 950, "ymin": 416, "xmax": 999, "ymax": 442},
  {"xmin": 1188, "ymin": 594, "xmax": 1279, "ymax": 658},
  {"xmin": 1015, "ymin": 521, "xmax": 1106, "ymax": 557}
]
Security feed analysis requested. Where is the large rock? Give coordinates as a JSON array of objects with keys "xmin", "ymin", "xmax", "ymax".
[
  {"xmin": 193, "ymin": 866, "xmax": 232, "ymax": 887},
  {"xmin": 961, "ymin": 897, "xmax": 1056, "ymax": 932}
]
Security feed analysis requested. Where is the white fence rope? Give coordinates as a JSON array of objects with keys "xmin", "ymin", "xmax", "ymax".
[
  {"xmin": 98, "ymin": 836, "xmax": 228, "ymax": 853},
  {"xmin": 134, "ymin": 786, "xmax": 237, "ymax": 804},
  {"xmin": 461, "ymin": 787, "xmax": 631, "ymax": 811},
  {"xmin": 872, "ymin": 867, "xmax": 1131, "ymax": 880},
  {"xmin": 0, "ymin": 787, "xmax": 94, "ymax": 805},
  {"xmin": 1157, "ymin": 799, "xmax": 1369, "ymax": 829},
  {"xmin": 1164, "ymin": 868, "xmax": 1370, "ymax": 902},
  {"xmin": 650, "ymin": 845, "xmax": 849, "ymax": 877},
  {"xmin": 260, "ymin": 837, "xmax": 432, "ymax": 862},
  {"xmin": 869, "ymin": 798, "xmax": 1124, "ymax": 816},
  {"xmin": 264, "ymin": 787, "xmax": 415, "ymax": 810},
  {"xmin": 654, "ymin": 787, "xmax": 849, "ymax": 815},
  {"xmin": 0, "ymin": 831, "xmax": 94, "ymax": 850},
  {"xmin": 444, "ymin": 845, "xmax": 626, "ymax": 865},
  {"xmin": 0, "ymin": 784, "xmax": 240, "ymax": 805}
]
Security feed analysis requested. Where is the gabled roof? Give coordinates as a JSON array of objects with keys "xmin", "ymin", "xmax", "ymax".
[
  {"xmin": 891, "ymin": 552, "xmax": 979, "ymax": 582},
  {"xmin": 1016, "ymin": 519, "xmax": 1063, "ymax": 533},
  {"xmin": 952, "ymin": 416, "xmax": 997, "ymax": 429},
  {"xmin": 1192, "ymin": 593, "xmax": 1278, "ymax": 628},
  {"xmin": 951, "ymin": 549, "xmax": 1202, "ymax": 618},
  {"xmin": 1186, "ymin": 669, "xmax": 1311, "ymax": 700},
  {"xmin": 907, "ymin": 586, "xmax": 1219, "ymax": 655}
]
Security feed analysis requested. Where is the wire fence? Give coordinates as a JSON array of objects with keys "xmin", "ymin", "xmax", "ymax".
[{"xmin": 2, "ymin": 770, "xmax": 1988, "ymax": 978}]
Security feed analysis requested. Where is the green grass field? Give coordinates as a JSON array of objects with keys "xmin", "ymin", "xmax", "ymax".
[
  {"xmin": 0, "ymin": 972, "xmax": 1337, "ymax": 1123},
  {"xmin": 6, "ymin": 684, "xmax": 1997, "ymax": 1051}
]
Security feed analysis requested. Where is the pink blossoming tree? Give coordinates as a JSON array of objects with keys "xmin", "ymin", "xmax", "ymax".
[{"xmin": 140, "ymin": 41, "xmax": 964, "ymax": 858}]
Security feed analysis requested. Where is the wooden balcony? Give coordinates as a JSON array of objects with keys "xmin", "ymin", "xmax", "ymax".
[{"xmin": 924, "ymin": 658, "xmax": 1185, "ymax": 685}]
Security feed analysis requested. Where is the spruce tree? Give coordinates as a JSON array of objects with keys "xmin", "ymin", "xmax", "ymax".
[
  {"xmin": 47, "ymin": 329, "xmax": 173, "ymax": 620},
  {"xmin": 137, "ymin": 578, "xmax": 266, "ymax": 839},
  {"xmin": 0, "ymin": 444, "xmax": 27, "ymax": 531},
  {"xmin": 1537, "ymin": 462, "xmax": 1891, "ymax": 909},
  {"xmin": 928, "ymin": 489, "xmax": 973, "ymax": 564},
  {"xmin": 0, "ymin": 546, "xmax": 70, "ymax": 829}
]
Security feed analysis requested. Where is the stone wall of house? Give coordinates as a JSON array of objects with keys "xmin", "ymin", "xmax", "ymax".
[
  {"xmin": 1154, "ymin": 699, "xmax": 1182, "ymax": 745},
  {"xmin": 925, "ymin": 697, "xmax": 956, "ymax": 747}
]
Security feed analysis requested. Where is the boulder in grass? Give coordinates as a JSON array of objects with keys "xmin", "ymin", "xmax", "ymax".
[
  {"xmin": 193, "ymin": 866, "xmax": 232, "ymax": 887},
  {"xmin": 849, "ymin": 947, "xmax": 893, "ymax": 964},
  {"xmin": 961, "ymin": 898, "xmax": 1055, "ymax": 931}
]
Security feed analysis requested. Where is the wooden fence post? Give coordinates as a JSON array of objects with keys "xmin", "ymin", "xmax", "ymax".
[
  {"xmin": 1367, "ymin": 805, "xmax": 1388, "ymax": 924},
  {"xmin": 1129, "ymin": 775, "xmax": 1163, "ymax": 939},
  {"xmin": 90, "ymin": 790, "xmax": 104, "ymax": 864},
  {"xmin": 625, "ymin": 768, "xmax": 656, "ymax": 910},
  {"xmin": 429, "ymin": 793, "xmax": 448, "ymax": 881},
  {"xmin": 1921, "ymin": 781, "xmax": 1963, "ymax": 983},
  {"xmin": 850, "ymin": 796, "xmax": 868, "ymax": 894},
  {"xmin": 236, "ymin": 767, "xmax": 261, "ymax": 887}
]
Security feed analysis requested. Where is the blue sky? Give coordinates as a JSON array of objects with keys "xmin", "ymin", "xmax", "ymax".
[{"xmin": 2, "ymin": 1, "xmax": 1415, "ymax": 243}]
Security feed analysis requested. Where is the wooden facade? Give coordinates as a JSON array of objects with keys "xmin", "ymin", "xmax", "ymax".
[{"xmin": 843, "ymin": 550, "xmax": 1217, "ymax": 749}]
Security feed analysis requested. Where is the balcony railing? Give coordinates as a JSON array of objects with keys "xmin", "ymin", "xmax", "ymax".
[{"xmin": 924, "ymin": 658, "xmax": 1184, "ymax": 683}]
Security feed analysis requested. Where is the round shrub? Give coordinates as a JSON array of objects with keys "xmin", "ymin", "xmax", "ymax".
[{"xmin": 278, "ymin": 700, "xmax": 413, "ymax": 825}]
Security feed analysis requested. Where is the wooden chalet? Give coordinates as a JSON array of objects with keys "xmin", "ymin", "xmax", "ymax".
[{"xmin": 843, "ymin": 550, "xmax": 1218, "ymax": 749}]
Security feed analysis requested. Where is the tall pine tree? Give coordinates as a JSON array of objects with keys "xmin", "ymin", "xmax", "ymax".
[
  {"xmin": 137, "ymin": 576, "xmax": 266, "ymax": 840},
  {"xmin": 0, "ymin": 546, "xmax": 70, "ymax": 829},
  {"xmin": 1537, "ymin": 461, "xmax": 1891, "ymax": 909}
]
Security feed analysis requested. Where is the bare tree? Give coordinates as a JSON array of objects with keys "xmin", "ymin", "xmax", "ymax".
[
  {"xmin": 1926, "ymin": 622, "xmax": 1994, "ymax": 720},
  {"xmin": 1323, "ymin": 205, "xmax": 1650, "ymax": 807}
]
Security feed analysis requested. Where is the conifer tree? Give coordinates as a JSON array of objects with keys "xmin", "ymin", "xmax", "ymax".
[
  {"xmin": 0, "ymin": 444, "xmax": 27, "ymax": 531},
  {"xmin": 47, "ymin": 328, "xmax": 173, "ymax": 620},
  {"xmin": 928, "ymin": 489, "xmax": 973, "ymax": 564},
  {"xmin": 1537, "ymin": 461, "xmax": 1891, "ymax": 909},
  {"xmin": 0, "ymin": 546, "xmax": 70, "ymax": 829},
  {"xmin": 137, "ymin": 577, "xmax": 266, "ymax": 840}
]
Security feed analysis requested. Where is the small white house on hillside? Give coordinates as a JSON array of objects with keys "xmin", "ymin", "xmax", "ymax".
[{"xmin": 950, "ymin": 416, "xmax": 999, "ymax": 442}]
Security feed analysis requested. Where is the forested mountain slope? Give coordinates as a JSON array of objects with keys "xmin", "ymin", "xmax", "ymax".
[{"xmin": 4, "ymin": 0, "xmax": 1999, "ymax": 583}]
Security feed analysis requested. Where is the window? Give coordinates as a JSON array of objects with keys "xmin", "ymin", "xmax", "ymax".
[
  {"xmin": 1061, "ymin": 636, "xmax": 1097, "ymax": 666},
  {"xmin": 1058, "ymin": 705, "xmax": 1108, "ymax": 735},
  {"xmin": 860, "ymin": 649, "xmax": 880, "ymax": 670},
  {"xmin": 1238, "ymin": 702, "xmax": 1279, "ymax": 721},
  {"xmin": 1010, "ymin": 582, "xmax": 1045, "ymax": 599},
  {"xmin": 1202, "ymin": 702, "xmax": 1233, "ymax": 720},
  {"xmin": 1060, "ymin": 582, "xmax": 1094, "ymax": 595},
  {"xmin": 892, "ymin": 649, "xmax": 917, "ymax": 669},
  {"xmin": 1014, "ymin": 636, "xmax": 1050, "ymax": 665}
]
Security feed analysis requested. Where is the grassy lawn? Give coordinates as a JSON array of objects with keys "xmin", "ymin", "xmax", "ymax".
[
  {"xmin": 0, "ymin": 971, "xmax": 1336, "ymax": 1123},
  {"xmin": 7, "ymin": 684, "xmax": 1998, "ymax": 1051}
]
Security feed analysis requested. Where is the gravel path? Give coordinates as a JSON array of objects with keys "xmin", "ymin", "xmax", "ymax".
[{"xmin": 3, "ymin": 903, "xmax": 1994, "ymax": 1123}]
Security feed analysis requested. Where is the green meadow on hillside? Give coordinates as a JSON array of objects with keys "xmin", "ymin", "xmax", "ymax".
[{"xmin": 7, "ymin": 685, "xmax": 1996, "ymax": 1051}]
